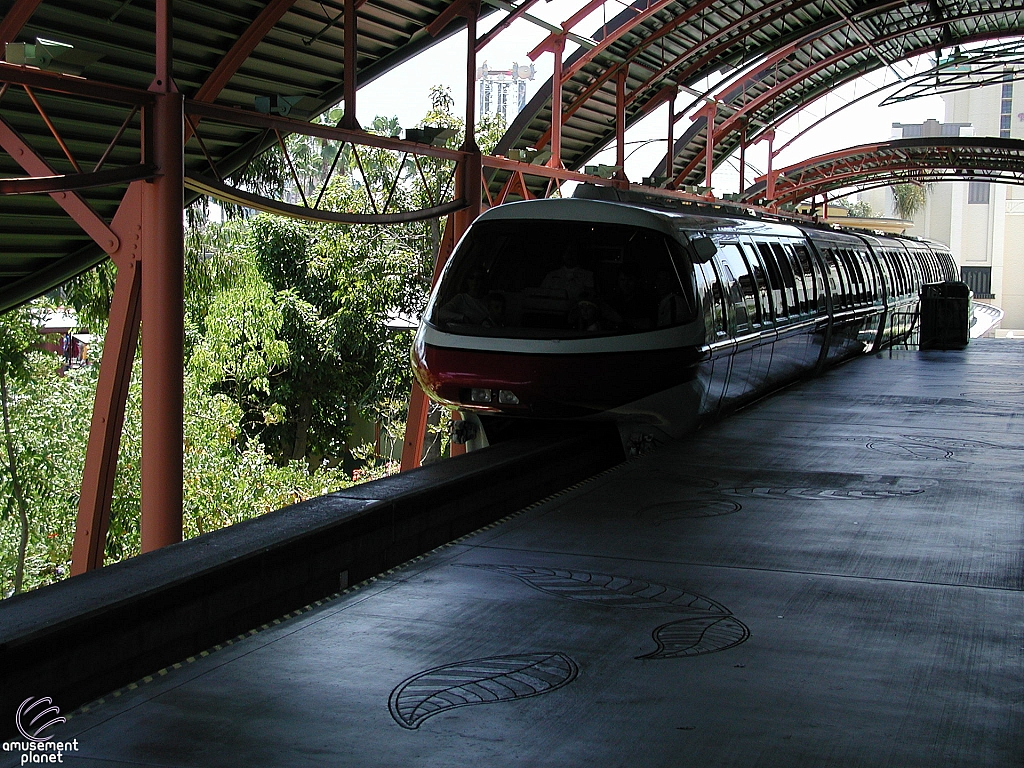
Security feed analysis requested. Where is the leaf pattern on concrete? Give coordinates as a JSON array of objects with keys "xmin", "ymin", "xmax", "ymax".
[
  {"xmin": 721, "ymin": 487, "xmax": 925, "ymax": 500},
  {"xmin": 640, "ymin": 499, "xmax": 742, "ymax": 522},
  {"xmin": 459, "ymin": 564, "xmax": 729, "ymax": 612},
  {"xmin": 638, "ymin": 616, "xmax": 750, "ymax": 659},
  {"xmin": 389, "ymin": 653, "xmax": 578, "ymax": 729}
]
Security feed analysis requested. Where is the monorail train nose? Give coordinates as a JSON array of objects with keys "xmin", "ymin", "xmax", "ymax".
[
  {"xmin": 410, "ymin": 189, "xmax": 960, "ymax": 449},
  {"xmin": 412, "ymin": 333, "xmax": 532, "ymax": 414}
]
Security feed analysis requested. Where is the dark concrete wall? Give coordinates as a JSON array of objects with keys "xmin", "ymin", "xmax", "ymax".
[{"xmin": 0, "ymin": 427, "xmax": 622, "ymax": 731}]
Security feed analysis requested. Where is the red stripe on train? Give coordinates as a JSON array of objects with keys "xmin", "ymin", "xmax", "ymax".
[{"xmin": 413, "ymin": 341, "xmax": 703, "ymax": 417}]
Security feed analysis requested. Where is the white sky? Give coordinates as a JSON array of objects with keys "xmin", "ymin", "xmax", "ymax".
[{"xmin": 357, "ymin": 1, "xmax": 950, "ymax": 198}]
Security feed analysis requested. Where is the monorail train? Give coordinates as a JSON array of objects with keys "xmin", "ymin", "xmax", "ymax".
[{"xmin": 411, "ymin": 184, "xmax": 959, "ymax": 450}]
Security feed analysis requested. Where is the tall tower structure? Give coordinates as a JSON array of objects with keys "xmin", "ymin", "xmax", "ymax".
[{"xmin": 477, "ymin": 61, "xmax": 535, "ymax": 123}]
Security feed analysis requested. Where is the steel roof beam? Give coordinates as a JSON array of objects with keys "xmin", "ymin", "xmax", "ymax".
[
  {"xmin": 530, "ymin": 0, "xmax": 722, "ymax": 151},
  {"xmin": 744, "ymin": 137, "xmax": 1024, "ymax": 205},
  {"xmin": 0, "ymin": 62, "xmax": 155, "ymax": 105},
  {"xmin": 0, "ymin": 0, "xmax": 44, "ymax": 45},
  {"xmin": 0, "ymin": 114, "xmax": 120, "ymax": 253},
  {"xmin": 475, "ymin": 0, "xmax": 544, "ymax": 52},
  {"xmin": 192, "ymin": 0, "xmax": 303, "ymax": 105},
  {"xmin": 0, "ymin": 163, "xmax": 157, "ymax": 194},
  {"xmin": 534, "ymin": 0, "xmax": 682, "ymax": 80},
  {"xmin": 185, "ymin": 99, "xmax": 467, "ymax": 161},
  {"xmin": 671, "ymin": 9, "xmax": 1024, "ymax": 185}
]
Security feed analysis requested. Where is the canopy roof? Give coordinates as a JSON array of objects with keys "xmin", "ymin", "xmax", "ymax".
[
  {"xmin": 0, "ymin": 0, "xmax": 478, "ymax": 310},
  {"xmin": 3, "ymin": 0, "xmax": 1024, "ymax": 310},
  {"xmin": 742, "ymin": 136, "xmax": 1024, "ymax": 206},
  {"xmin": 496, "ymin": 0, "xmax": 1024, "ymax": 192}
]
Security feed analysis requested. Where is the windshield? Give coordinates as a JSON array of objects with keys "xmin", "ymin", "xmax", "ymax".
[{"xmin": 429, "ymin": 219, "xmax": 695, "ymax": 338}]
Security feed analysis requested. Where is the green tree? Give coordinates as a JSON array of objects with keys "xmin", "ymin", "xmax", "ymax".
[
  {"xmin": 242, "ymin": 209, "xmax": 425, "ymax": 462},
  {"xmin": 189, "ymin": 277, "xmax": 290, "ymax": 435},
  {"xmin": 846, "ymin": 199, "xmax": 874, "ymax": 218},
  {"xmin": 892, "ymin": 183, "xmax": 927, "ymax": 220},
  {"xmin": 0, "ymin": 306, "xmax": 40, "ymax": 593}
]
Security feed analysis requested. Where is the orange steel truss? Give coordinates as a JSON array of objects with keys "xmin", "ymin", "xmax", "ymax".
[
  {"xmin": 744, "ymin": 137, "xmax": 1024, "ymax": 209},
  {"xmin": 7, "ymin": 0, "xmax": 1022, "ymax": 573}
]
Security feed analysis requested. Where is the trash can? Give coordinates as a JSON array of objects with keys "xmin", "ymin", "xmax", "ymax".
[{"xmin": 919, "ymin": 281, "xmax": 971, "ymax": 350}]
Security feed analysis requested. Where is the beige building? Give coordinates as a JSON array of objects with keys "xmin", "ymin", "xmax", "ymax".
[{"xmin": 860, "ymin": 75, "xmax": 1024, "ymax": 331}]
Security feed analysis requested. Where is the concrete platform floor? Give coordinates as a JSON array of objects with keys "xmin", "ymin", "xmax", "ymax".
[{"xmin": 18, "ymin": 340, "xmax": 1024, "ymax": 767}]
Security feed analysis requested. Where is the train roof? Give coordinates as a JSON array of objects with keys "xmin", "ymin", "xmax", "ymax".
[
  {"xmin": 478, "ymin": 196, "xmax": 806, "ymax": 239},
  {"xmin": 477, "ymin": 186, "xmax": 953, "ymax": 259}
]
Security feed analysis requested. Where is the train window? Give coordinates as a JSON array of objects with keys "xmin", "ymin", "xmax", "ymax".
[
  {"xmin": 429, "ymin": 219, "xmax": 696, "ymax": 338},
  {"xmin": 903, "ymin": 252, "xmax": 917, "ymax": 293},
  {"xmin": 881, "ymin": 252, "xmax": 896, "ymax": 296},
  {"xmin": 840, "ymin": 249, "xmax": 866, "ymax": 305},
  {"xmin": 770, "ymin": 243, "xmax": 799, "ymax": 317},
  {"xmin": 755, "ymin": 242, "xmax": 786, "ymax": 317},
  {"xmin": 890, "ymin": 251, "xmax": 908, "ymax": 296},
  {"xmin": 895, "ymin": 253, "xmax": 907, "ymax": 294},
  {"xmin": 781, "ymin": 245, "xmax": 807, "ymax": 313},
  {"xmin": 941, "ymin": 252, "xmax": 957, "ymax": 279},
  {"xmin": 793, "ymin": 244, "xmax": 822, "ymax": 312},
  {"xmin": 739, "ymin": 244, "xmax": 771, "ymax": 325},
  {"xmin": 715, "ymin": 245, "xmax": 754, "ymax": 333},
  {"xmin": 874, "ymin": 252, "xmax": 894, "ymax": 301},
  {"xmin": 835, "ymin": 250, "xmax": 857, "ymax": 305},
  {"xmin": 903, "ymin": 251, "xmax": 921, "ymax": 290},
  {"xmin": 918, "ymin": 252, "xmax": 931, "ymax": 282},
  {"xmin": 858, "ymin": 250, "xmax": 877, "ymax": 302},
  {"xmin": 859, "ymin": 251, "xmax": 877, "ymax": 302},
  {"xmin": 854, "ymin": 250, "xmax": 875, "ymax": 302},
  {"xmin": 823, "ymin": 249, "xmax": 850, "ymax": 308},
  {"xmin": 716, "ymin": 244, "xmax": 757, "ymax": 331},
  {"xmin": 695, "ymin": 261, "xmax": 727, "ymax": 337}
]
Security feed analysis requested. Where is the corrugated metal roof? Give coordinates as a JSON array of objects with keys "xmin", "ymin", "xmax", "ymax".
[
  {"xmin": 743, "ymin": 136, "xmax": 1024, "ymax": 206},
  {"xmin": 3, "ymin": 0, "xmax": 1024, "ymax": 311},
  {"xmin": 0, "ymin": 0, "xmax": 479, "ymax": 310},
  {"xmin": 495, "ymin": 0, "xmax": 1024, "ymax": 194}
]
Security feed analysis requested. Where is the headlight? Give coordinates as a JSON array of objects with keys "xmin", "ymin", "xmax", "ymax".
[
  {"xmin": 470, "ymin": 388, "xmax": 493, "ymax": 403},
  {"xmin": 498, "ymin": 390, "xmax": 520, "ymax": 405}
]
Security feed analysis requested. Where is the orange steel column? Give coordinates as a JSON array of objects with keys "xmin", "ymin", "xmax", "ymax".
[
  {"xmin": 665, "ymin": 91, "xmax": 675, "ymax": 182},
  {"xmin": 401, "ymin": 2, "xmax": 480, "ymax": 471},
  {"xmin": 738, "ymin": 118, "xmax": 747, "ymax": 195},
  {"xmin": 614, "ymin": 68, "xmax": 626, "ymax": 180},
  {"xmin": 71, "ymin": 184, "xmax": 145, "ymax": 574},
  {"xmin": 399, "ymin": 216, "xmax": 460, "ymax": 471},
  {"xmin": 457, "ymin": 0, "xmax": 482, "ymax": 228},
  {"xmin": 703, "ymin": 99, "xmax": 716, "ymax": 194},
  {"xmin": 548, "ymin": 35, "xmax": 565, "ymax": 169},
  {"xmin": 762, "ymin": 129, "xmax": 777, "ymax": 204},
  {"xmin": 140, "ymin": 0, "xmax": 184, "ymax": 551},
  {"xmin": 341, "ymin": 0, "xmax": 359, "ymax": 129}
]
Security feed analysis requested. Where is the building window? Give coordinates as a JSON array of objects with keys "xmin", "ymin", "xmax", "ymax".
[
  {"xmin": 1000, "ymin": 72, "xmax": 1013, "ymax": 138},
  {"xmin": 968, "ymin": 181, "xmax": 991, "ymax": 204},
  {"xmin": 961, "ymin": 266, "xmax": 994, "ymax": 299}
]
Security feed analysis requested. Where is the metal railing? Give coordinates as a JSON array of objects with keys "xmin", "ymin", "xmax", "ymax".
[{"xmin": 887, "ymin": 309, "xmax": 920, "ymax": 355}]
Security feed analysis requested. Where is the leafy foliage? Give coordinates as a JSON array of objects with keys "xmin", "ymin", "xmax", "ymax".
[
  {"xmin": 892, "ymin": 183, "xmax": 928, "ymax": 220},
  {"xmin": 0, "ymin": 95, "xmax": 500, "ymax": 597},
  {"xmin": 845, "ymin": 199, "xmax": 875, "ymax": 218}
]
